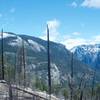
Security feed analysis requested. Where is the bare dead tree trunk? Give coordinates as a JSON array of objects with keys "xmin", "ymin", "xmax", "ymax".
[
  {"xmin": 91, "ymin": 69, "xmax": 96, "ymax": 100},
  {"xmin": 79, "ymin": 80, "xmax": 86, "ymax": 100},
  {"xmin": 9, "ymin": 84, "xmax": 13, "ymax": 100},
  {"xmin": 70, "ymin": 53, "xmax": 73, "ymax": 100},
  {"xmin": 1, "ymin": 29, "xmax": 4, "ymax": 80},
  {"xmin": 22, "ymin": 40, "xmax": 26, "ymax": 87},
  {"xmin": 17, "ymin": 40, "xmax": 26, "ymax": 87},
  {"xmin": 79, "ymin": 90, "xmax": 83, "ymax": 100},
  {"xmin": 78, "ymin": 73, "xmax": 85, "ymax": 90},
  {"xmin": 47, "ymin": 25, "xmax": 51, "ymax": 100}
]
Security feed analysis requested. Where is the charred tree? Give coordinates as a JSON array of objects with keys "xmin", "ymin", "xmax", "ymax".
[
  {"xmin": 1, "ymin": 29, "xmax": 4, "ymax": 80},
  {"xmin": 17, "ymin": 39, "xmax": 26, "ymax": 87},
  {"xmin": 22, "ymin": 40, "xmax": 26, "ymax": 87},
  {"xmin": 91, "ymin": 69, "xmax": 96, "ymax": 100},
  {"xmin": 47, "ymin": 25, "xmax": 51, "ymax": 100},
  {"xmin": 70, "ymin": 53, "xmax": 74, "ymax": 100}
]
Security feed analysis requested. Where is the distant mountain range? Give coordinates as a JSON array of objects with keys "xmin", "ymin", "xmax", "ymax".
[
  {"xmin": 71, "ymin": 44, "xmax": 100, "ymax": 70},
  {"xmin": 0, "ymin": 32, "xmax": 100, "ymax": 86}
]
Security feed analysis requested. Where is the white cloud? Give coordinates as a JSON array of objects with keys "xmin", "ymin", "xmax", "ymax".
[
  {"xmin": 61, "ymin": 38, "xmax": 87, "ymax": 49},
  {"xmin": 81, "ymin": 0, "xmax": 100, "ymax": 8},
  {"xmin": 93, "ymin": 35, "xmax": 100, "ymax": 43},
  {"xmin": 10, "ymin": 8, "xmax": 15, "ymax": 13},
  {"xmin": 41, "ymin": 19, "xmax": 60, "ymax": 42},
  {"xmin": 40, "ymin": 19, "xmax": 100, "ymax": 50},
  {"xmin": 47, "ymin": 19, "xmax": 60, "ymax": 30},
  {"xmin": 71, "ymin": 2, "xmax": 78, "ymax": 8},
  {"xmin": 72, "ymin": 32, "xmax": 81, "ymax": 35},
  {"xmin": 61, "ymin": 35, "xmax": 100, "ymax": 50}
]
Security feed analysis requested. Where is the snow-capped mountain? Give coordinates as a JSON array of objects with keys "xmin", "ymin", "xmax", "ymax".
[
  {"xmin": 71, "ymin": 44, "xmax": 100, "ymax": 69},
  {"xmin": 0, "ymin": 32, "xmax": 100, "ymax": 86}
]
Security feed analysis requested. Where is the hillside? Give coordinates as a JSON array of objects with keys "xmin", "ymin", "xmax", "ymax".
[{"xmin": 0, "ymin": 32, "xmax": 100, "ymax": 96}]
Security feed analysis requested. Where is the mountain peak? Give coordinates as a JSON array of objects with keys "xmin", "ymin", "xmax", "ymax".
[{"xmin": 71, "ymin": 44, "xmax": 100, "ymax": 69}]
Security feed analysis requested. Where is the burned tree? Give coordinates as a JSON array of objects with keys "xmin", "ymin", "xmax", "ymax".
[
  {"xmin": 47, "ymin": 25, "xmax": 52, "ymax": 100},
  {"xmin": 16, "ymin": 39, "xmax": 26, "ymax": 87},
  {"xmin": 0, "ymin": 29, "xmax": 4, "ymax": 80},
  {"xmin": 68, "ymin": 53, "xmax": 74, "ymax": 100}
]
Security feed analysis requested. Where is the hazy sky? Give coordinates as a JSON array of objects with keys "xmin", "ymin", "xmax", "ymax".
[{"xmin": 0, "ymin": 0, "xmax": 100, "ymax": 49}]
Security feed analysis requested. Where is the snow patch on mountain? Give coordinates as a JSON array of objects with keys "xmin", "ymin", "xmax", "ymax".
[
  {"xmin": 0, "ymin": 32, "xmax": 16, "ymax": 39},
  {"xmin": 28, "ymin": 39, "xmax": 46, "ymax": 52},
  {"xmin": 51, "ymin": 63, "xmax": 60, "ymax": 84},
  {"xmin": 9, "ymin": 36, "xmax": 29, "ymax": 47},
  {"xmin": 8, "ymin": 36, "xmax": 22, "ymax": 46}
]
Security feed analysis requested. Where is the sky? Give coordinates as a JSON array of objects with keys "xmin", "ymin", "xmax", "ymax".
[{"xmin": 0, "ymin": 0, "xmax": 100, "ymax": 49}]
